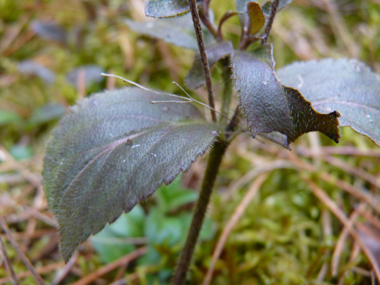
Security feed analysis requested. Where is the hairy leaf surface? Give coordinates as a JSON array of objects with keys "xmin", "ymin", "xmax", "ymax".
[
  {"xmin": 231, "ymin": 45, "xmax": 340, "ymax": 148},
  {"xmin": 277, "ymin": 58, "xmax": 380, "ymax": 146},
  {"xmin": 185, "ymin": 41, "xmax": 234, "ymax": 89},
  {"xmin": 125, "ymin": 14, "xmax": 214, "ymax": 50},
  {"xmin": 145, "ymin": 0, "xmax": 201, "ymax": 18},
  {"xmin": 42, "ymin": 87, "xmax": 219, "ymax": 261}
]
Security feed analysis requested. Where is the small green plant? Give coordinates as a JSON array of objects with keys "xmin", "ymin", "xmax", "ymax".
[{"xmin": 42, "ymin": 0, "xmax": 380, "ymax": 283}]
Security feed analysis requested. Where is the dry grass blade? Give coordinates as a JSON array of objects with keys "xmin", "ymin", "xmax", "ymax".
[
  {"xmin": 303, "ymin": 179, "xmax": 380, "ymax": 282},
  {"xmin": 203, "ymin": 174, "xmax": 268, "ymax": 285},
  {"xmin": 0, "ymin": 214, "xmax": 46, "ymax": 285},
  {"xmin": 51, "ymin": 250, "xmax": 80, "ymax": 285},
  {"xmin": 331, "ymin": 203, "xmax": 366, "ymax": 276},
  {"xmin": 0, "ymin": 262, "xmax": 65, "ymax": 284},
  {"xmin": 288, "ymin": 154, "xmax": 380, "ymax": 214},
  {"xmin": 70, "ymin": 246, "xmax": 147, "ymax": 285},
  {"xmin": 337, "ymin": 242, "xmax": 361, "ymax": 285},
  {"xmin": 322, "ymin": 156, "xmax": 380, "ymax": 188},
  {"xmin": 0, "ymin": 235, "xmax": 19, "ymax": 285},
  {"xmin": 224, "ymin": 160, "xmax": 294, "ymax": 200},
  {"xmin": 296, "ymin": 146, "xmax": 380, "ymax": 157}
]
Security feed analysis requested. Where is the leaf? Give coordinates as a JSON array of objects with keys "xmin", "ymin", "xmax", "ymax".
[
  {"xmin": 145, "ymin": 0, "xmax": 201, "ymax": 18},
  {"xmin": 26, "ymin": 103, "xmax": 65, "ymax": 129},
  {"xmin": 0, "ymin": 110, "xmax": 23, "ymax": 126},
  {"xmin": 31, "ymin": 21, "xmax": 67, "ymax": 44},
  {"xmin": 66, "ymin": 65, "xmax": 105, "ymax": 87},
  {"xmin": 19, "ymin": 60, "xmax": 56, "ymax": 84},
  {"xmin": 247, "ymin": 2, "xmax": 265, "ymax": 35},
  {"xmin": 277, "ymin": 58, "xmax": 380, "ymax": 146},
  {"xmin": 231, "ymin": 45, "xmax": 340, "ymax": 149},
  {"xmin": 42, "ymin": 87, "xmax": 220, "ymax": 261},
  {"xmin": 156, "ymin": 176, "xmax": 198, "ymax": 213},
  {"xmin": 235, "ymin": 0, "xmax": 255, "ymax": 13},
  {"xmin": 125, "ymin": 13, "xmax": 214, "ymax": 50},
  {"xmin": 185, "ymin": 41, "xmax": 234, "ymax": 90},
  {"xmin": 91, "ymin": 206, "xmax": 145, "ymax": 263},
  {"xmin": 261, "ymin": 0, "xmax": 292, "ymax": 18}
]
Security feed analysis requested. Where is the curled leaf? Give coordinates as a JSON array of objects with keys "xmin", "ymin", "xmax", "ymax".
[
  {"xmin": 145, "ymin": 0, "xmax": 201, "ymax": 18},
  {"xmin": 185, "ymin": 41, "xmax": 234, "ymax": 90},
  {"xmin": 42, "ymin": 87, "xmax": 220, "ymax": 261},
  {"xmin": 231, "ymin": 45, "xmax": 340, "ymax": 149},
  {"xmin": 277, "ymin": 58, "xmax": 380, "ymax": 146}
]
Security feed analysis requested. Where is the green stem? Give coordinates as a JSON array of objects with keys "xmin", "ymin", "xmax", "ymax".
[{"xmin": 172, "ymin": 138, "xmax": 229, "ymax": 284}]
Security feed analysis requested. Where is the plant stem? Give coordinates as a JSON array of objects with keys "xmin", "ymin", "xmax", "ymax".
[
  {"xmin": 261, "ymin": 0, "xmax": 280, "ymax": 45},
  {"xmin": 172, "ymin": 138, "xmax": 229, "ymax": 284},
  {"xmin": 219, "ymin": 57, "xmax": 233, "ymax": 125},
  {"xmin": 188, "ymin": 0, "xmax": 217, "ymax": 122}
]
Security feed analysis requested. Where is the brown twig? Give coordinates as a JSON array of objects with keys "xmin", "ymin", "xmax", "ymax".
[
  {"xmin": 203, "ymin": 174, "xmax": 268, "ymax": 285},
  {"xmin": 0, "ymin": 262, "xmax": 65, "ymax": 284},
  {"xmin": 303, "ymin": 179, "xmax": 380, "ymax": 282},
  {"xmin": 51, "ymin": 250, "xmax": 80, "ymax": 285},
  {"xmin": 261, "ymin": 0, "xmax": 280, "ymax": 45},
  {"xmin": 188, "ymin": 0, "xmax": 216, "ymax": 122},
  {"xmin": 70, "ymin": 246, "xmax": 147, "ymax": 285},
  {"xmin": 331, "ymin": 203, "xmax": 365, "ymax": 276},
  {"xmin": 0, "ymin": 214, "xmax": 46, "ymax": 285},
  {"xmin": 0, "ymin": 235, "xmax": 19, "ymax": 285}
]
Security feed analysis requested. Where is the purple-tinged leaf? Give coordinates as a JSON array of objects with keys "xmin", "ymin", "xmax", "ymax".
[
  {"xmin": 277, "ymin": 58, "xmax": 380, "ymax": 147},
  {"xmin": 125, "ymin": 13, "xmax": 214, "ymax": 49},
  {"xmin": 31, "ymin": 21, "xmax": 67, "ymax": 44},
  {"xmin": 185, "ymin": 41, "xmax": 234, "ymax": 90},
  {"xmin": 231, "ymin": 45, "xmax": 340, "ymax": 149},
  {"xmin": 66, "ymin": 65, "xmax": 105, "ymax": 87},
  {"xmin": 42, "ymin": 87, "xmax": 220, "ymax": 261},
  {"xmin": 19, "ymin": 60, "xmax": 56, "ymax": 84},
  {"xmin": 145, "ymin": 0, "xmax": 201, "ymax": 18}
]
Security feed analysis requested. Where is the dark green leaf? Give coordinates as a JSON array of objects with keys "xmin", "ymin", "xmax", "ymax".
[
  {"xmin": 277, "ymin": 58, "xmax": 380, "ymax": 146},
  {"xmin": 185, "ymin": 41, "xmax": 234, "ymax": 90},
  {"xmin": 231, "ymin": 45, "xmax": 340, "ymax": 149},
  {"xmin": 42, "ymin": 87, "xmax": 220, "ymax": 261},
  {"xmin": 26, "ymin": 103, "xmax": 65, "ymax": 129},
  {"xmin": 125, "ymin": 14, "xmax": 214, "ymax": 50},
  {"xmin": 145, "ymin": 0, "xmax": 201, "ymax": 18}
]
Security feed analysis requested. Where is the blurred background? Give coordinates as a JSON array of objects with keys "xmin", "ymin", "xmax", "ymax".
[{"xmin": 0, "ymin": 0, "xmax": 380, "ymax": 284}]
